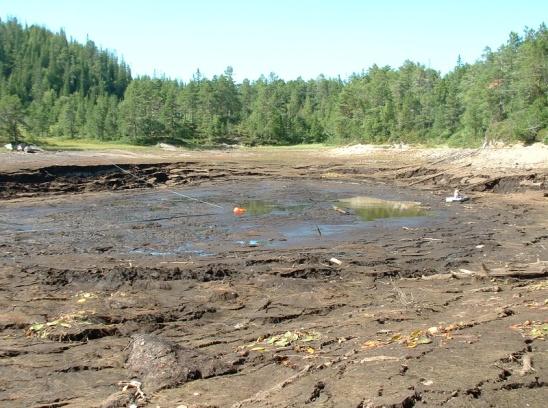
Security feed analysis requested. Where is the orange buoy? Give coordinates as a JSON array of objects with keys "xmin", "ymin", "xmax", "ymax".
[{"xmin": 233, "ymin": 207, "xmax": 247, "ymax": 215}]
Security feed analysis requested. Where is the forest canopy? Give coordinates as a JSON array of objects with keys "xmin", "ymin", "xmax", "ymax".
[{"xmin": 0, "ymin": 18, "xmax": 546, "ymax": 146}]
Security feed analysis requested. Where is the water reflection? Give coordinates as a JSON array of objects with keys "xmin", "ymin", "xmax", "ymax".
[
  {"xmin": 239, "ymin": 200, "xmax": 277, "ymax": 215},
  {"xmin": 338, "ymin": 196, "xmax": 427, "ymax": 221}
]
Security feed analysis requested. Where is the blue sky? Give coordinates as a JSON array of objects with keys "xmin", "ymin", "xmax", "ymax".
[{"xmin": 1, "ymin": 0, "xmax": 546, "ymax": 81}]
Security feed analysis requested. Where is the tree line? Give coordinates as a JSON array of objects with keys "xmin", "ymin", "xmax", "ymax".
[{"xmin": 0, "ymin": 17, "xmax": 546, "ymax": 146}]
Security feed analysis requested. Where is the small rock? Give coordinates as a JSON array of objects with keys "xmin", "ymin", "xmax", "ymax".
[
  {"xmin": 472, "ymin": 285, "xmax": 502, "ymax": 293},
  {"xmin": 209, "ymin": 289, "xmax": 239, "ymax": 302},
  {"xmin": 497, "ymin": 308, "xmax": 514, "ymax": 318}
]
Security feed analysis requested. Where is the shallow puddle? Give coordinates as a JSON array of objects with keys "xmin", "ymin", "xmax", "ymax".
[
  {"xmin": 237, "ymin": 200, "xmax": 277, "ymax": 215},
  {"xmin": 235, "ymin": 200, "xmax": 309, "ymax": 216},
  {"xmin": 338, "ymin": 196, "xmax": 428, "ymax": 221},
  {"xmin": 0, "ymin": 181, "xmax": 439, "ymax": 257}
]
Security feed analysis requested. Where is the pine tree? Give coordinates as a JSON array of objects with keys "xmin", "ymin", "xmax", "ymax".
[{"xmin": 0, "ymin": 94, "xmax": 25, "ymax": 142}]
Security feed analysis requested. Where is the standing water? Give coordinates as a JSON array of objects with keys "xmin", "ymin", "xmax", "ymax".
[{"xmin": 337, "ymin": 196, "xmax": 428, "ymax": 221}]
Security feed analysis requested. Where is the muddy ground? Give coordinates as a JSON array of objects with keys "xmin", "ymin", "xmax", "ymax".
[{"xmin": 0, "ymin": 147, "xmax": 547, "ymax": 407}]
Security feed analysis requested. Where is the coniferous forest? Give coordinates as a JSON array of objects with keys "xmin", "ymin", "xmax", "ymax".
[{"xmin": 0, "ymin": 18, "xmax": 546, "ymax": 147}]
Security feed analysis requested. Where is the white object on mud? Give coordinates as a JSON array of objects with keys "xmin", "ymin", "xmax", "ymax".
[
  {"xmin": 118, "ymin": 379, "xmax": 146, "ymax": 401},
  {"xmin": 329, "ymin": 257, "xmax": 342, "ymax": 266},
  {"xmin": 4, "ymin": 142, "xmax": 42, "ymax": 153},
  {"xmin": 157, "ymin": 142, "xmax": 177, "ymax": 151},
  {"xmin": 445, "ymin": 189, "xmax": 469, "ymax": 203}
]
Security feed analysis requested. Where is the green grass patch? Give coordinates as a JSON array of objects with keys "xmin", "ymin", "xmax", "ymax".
[
  {"xmin": 40, "ymin": 137, "xmax": 165, "ymax": 151},
  {"xmin": 245, "ymin": 143, "xmax": 328, "ymax": 151}
]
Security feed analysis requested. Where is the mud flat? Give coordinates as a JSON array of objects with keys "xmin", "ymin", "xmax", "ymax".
[{"xmin": 0, "ymin": 146, "xmax": 546, "ymax": 407}]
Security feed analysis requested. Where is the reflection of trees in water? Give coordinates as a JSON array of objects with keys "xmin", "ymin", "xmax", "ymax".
[
  {"xmin": 339, "ymin": 196, "xmax": 426, "ymax": 221},
  {"xmin": 240, "ymin": 200, "xmax": 276, "ymax": 215}
]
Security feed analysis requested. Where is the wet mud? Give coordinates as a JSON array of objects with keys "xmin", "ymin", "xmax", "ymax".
[{"xmin": 0, "ymin": 151, "xmax": 546, "ymax": 407}]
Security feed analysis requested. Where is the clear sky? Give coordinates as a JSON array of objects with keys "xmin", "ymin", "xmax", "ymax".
[{"xmin": 1, "ymin": 0, "xmax": 546, "ymax": 82}]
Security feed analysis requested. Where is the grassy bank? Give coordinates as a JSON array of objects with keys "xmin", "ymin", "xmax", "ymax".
[{"xmin": 39, "ymin": 137, "xmax": 163, "ymax": 151}]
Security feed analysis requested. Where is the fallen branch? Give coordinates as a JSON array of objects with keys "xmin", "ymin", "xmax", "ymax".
[
  {"xmin": 421, "ymin": 273, "xmax": 453, "ymax": 281},
  {"xmin": 360, "ymin": 355, "xmax": 401, "ymax": 363},
  {"xmin": 408, "ymin": 170, "xmax": 447, "ymax": 186},
  {"xmin": 421, "ymin": 268, "xmax": 488, "ymax": 280},
  {"xmin": 230, "ymin": 365, "xmax": 312, "ymax": 408},
  {"xmin": 332, "ymin": 205, "xmax": 349, "ymax": 215},
  {"xmin": 519, "ymin": 354, "xmax": 534, "ymax": 376},
  {"xmin": 468, "ymin": 177, "xmax": 500, "ymax": 189},
  {"xmin": 482, "ymin": 260, "xmax": 548, "ymax": 278},
  {"xmin": 408, "ymin": 163, "xmax": 471, "ymax": 186},
  {"xmin": 470, "ymin": 285, "xmax": 502, "ymax": 293}
]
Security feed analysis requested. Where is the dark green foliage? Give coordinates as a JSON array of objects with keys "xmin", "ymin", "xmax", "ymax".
[
  {"xmin": 0, "ymin": 17, "xmax": 546, "ymax": 146},
  {"xmin": 0, "ymin": 17, "xmax": 130, "ymax": 141},
  {"xmin": 0, "ymin": 93, "xmax": 25, "ymax": 142}
]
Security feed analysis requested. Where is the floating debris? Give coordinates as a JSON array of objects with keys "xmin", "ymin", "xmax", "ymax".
[
  {"xmin": 233, "ymin": 207, "xmax": 247, "ymax": 216},
  {"xmin": 332, "ymin": 205, "xmax": 349, "ymax": 215}
]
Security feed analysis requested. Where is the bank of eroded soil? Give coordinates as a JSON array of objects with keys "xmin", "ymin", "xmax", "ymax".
[{"xmin": 0, "ymin": 146, "xmax": 546, "ymax": 407}]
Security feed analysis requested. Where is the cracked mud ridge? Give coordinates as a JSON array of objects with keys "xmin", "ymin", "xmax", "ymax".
[{"xmin": 0, "ymin": 148, "xmax": 547, "ymax": 407}]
